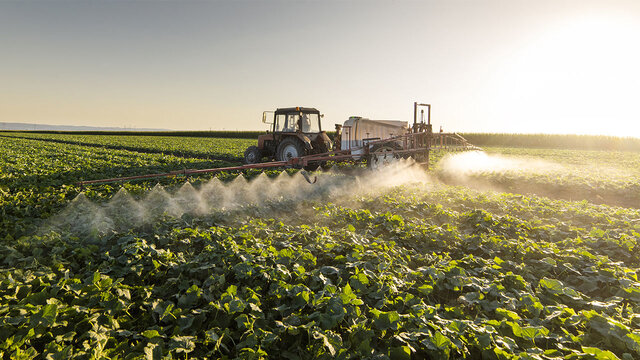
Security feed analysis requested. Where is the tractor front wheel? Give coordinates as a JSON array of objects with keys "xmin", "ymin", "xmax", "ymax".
[
  {"xmin": 276, "ymin": 138, "xmax": 305, "ymax": 162},
  {"xmin": 244, "ymin": 146, "xmax": 262, "ymax": 164}
]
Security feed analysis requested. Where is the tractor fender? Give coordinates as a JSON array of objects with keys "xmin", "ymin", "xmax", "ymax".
[
  {"xmin": 316, "ymin": 132, "xmax": 333, "ymax": 150},
  {"xmin": 257, "ymin": 134, "xmax": 274, "ymax": 149},
  {"xmin": 295, "ymin": 134, "xmax": 313, "ymax": 151}
]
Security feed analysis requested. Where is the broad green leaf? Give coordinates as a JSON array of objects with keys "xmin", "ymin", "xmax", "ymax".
[
  {"xmin": 372, "ymin": 310, "xmax": 400, "ymax": 331},
  {"xmin": 142, "ymin": 330, "xmax": 161, "ymax": 339},
  {"xmin": 417, "ymin": 284, "xmax": 433, "ymax": 295},
  {"xmin": 496, "ymin": 308, "xmax": 520, "ymax": 321},
  {"xmin": 389, "ymin": 345, "xmax": 411, "ymax": 360},
  {"xmin": 433, "ymin": 331, "xmax": 451, "ymax": 349},
  {"xmin": 539, "ymin": 278, "xmax": 563, "ymax": 293},
  {"xmin": 582, "ymin": 346, "xmax": 621, "ymax": 360}
]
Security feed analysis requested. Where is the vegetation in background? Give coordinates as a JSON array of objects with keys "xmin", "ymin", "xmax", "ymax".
[
  {"xmin": 436, "ymin": 147, "xmax": 640, "ymax": 209},
  {"xmin": 3, "ymin": 130, "xmax": 640, "ymax": 151},
  {"xmin": 0, "ymin": 132, "xmax": 254, "ymax": 161},
  {"xmin": 0, "ymin": 130, "xmax": 266, "ymax": 139},
  {"xmin": 461, "ymin": 133, "xmax": 640, "ymax": 152}
]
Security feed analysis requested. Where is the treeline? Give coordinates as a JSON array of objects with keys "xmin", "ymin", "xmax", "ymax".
[{"xmin": 460, "ymin": 133, "xmax": 640, "ymax": 152}]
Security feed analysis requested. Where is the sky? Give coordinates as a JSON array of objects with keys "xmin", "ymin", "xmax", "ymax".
[{"xmin": 1, "ymin": 0, "xmax": 639, "ymax": 137}]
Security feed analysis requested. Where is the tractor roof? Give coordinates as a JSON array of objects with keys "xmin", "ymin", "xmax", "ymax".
[{"xmin": 275, "ymin": 107, "xmax": 320, "ymax": 115}]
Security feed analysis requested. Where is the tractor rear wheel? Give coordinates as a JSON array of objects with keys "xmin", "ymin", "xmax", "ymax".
[
  {"xmin": 370, "ymin": 143, "xmax": 401, "ymax": 168},
  {"xmin": 276, "ymin": 138, "xmax": 305, "ymax": 162},
  {"xmin": 244, "ymin": 146, "xmax": 262, "ymax": 164}
]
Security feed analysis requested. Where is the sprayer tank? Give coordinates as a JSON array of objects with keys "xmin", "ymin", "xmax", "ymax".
[{"xmin": 341, "ymin": 117, "xmax": 408, "ymax": 155}]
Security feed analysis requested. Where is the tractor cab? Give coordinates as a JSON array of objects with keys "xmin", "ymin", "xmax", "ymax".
[
  {"xmin": 244, "ymin": 107, "xmax": 333, "ymax": 168},
  {"xmin": 271, "ymin": 107, "xmax": 322, "ymax": 134}
]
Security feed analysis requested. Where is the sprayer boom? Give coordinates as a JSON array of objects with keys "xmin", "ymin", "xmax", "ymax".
[
  {"xmin": 77, "ymin": 161, "xmax": 288, "ymax": 187},
  {"xmin": 77, "ymin": 102, "xmax": 479, "ymax": 187},
  {"xmin": 77, "ymin": 131, "xmax": 477, "ymax": 187}
]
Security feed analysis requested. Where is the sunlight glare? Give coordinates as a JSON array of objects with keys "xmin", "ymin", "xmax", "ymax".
[{"xmin": 495, "ymin": 13, "xmax": 640, "ymax": 137}]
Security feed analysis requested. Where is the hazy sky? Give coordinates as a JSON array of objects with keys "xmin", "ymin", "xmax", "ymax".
[{"xmin": 1, "ymin": 0, "xmax": 639, "ymax": 136}]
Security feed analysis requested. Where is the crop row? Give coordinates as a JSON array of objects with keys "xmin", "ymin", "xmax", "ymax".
[
  {"xmin": 6, "ymin": 132, "xmax": 640, "ymax": 208},
  {"xmin": 0, "ymin": 136, "xmax": 237, "ymax": 240},
  {"xmin": 0, "ymin": 132, "xmax": 255, "ymax": 161}
]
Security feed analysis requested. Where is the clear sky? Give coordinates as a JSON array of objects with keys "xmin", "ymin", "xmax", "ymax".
[{"xmin": 1, "ymin": 0, "xmax": 639, "ymax": 137}]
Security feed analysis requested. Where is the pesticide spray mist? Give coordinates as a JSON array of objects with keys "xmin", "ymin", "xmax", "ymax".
[
  {"xmin": 434, "ymin": 150, "xmax": 566, "ymax": 192},
  {"xmin": 46, "ymin": 151, "xmax": 577, "ymax": 239},
  {"xmin": 438, "ymin": 150, "xmax": 561, "ymax": 177},
  {"xmin": 45, "ymin": 159, "xmax": 432, "ymax": 238}
]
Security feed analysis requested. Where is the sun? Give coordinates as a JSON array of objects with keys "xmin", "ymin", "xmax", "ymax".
[{"xmin": 492, "ymin": 13, "xmax": 640, "ymax": 137}]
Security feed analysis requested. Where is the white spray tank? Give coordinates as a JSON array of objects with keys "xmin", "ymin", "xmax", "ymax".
[{"xmin": 340, "ymin": 116, "xmax": 408, "ymax": 157}]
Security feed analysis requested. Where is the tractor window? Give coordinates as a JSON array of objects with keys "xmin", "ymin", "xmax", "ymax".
[
  {"xmin": 285, "ymin": 115, "xmax": 298, "ymax": 131},
  {"xmin": 301, "ymin": 113, "xmax": 320, "ymax": 133},
  {"xmin": 275, "ymin": 114, "xmax": 299, "ymax": 132},
  {"xmin": 274, "ymin": 112, "xmax": 321, "ymax": 132},
  {"xmin": 275, "ymin": 115, "xmax": 284, "ymax": 131}
]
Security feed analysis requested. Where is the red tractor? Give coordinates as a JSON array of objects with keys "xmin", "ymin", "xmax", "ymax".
[{"xmin": 244, "ymin": 107, "xmax": 333, "ymax": 170}]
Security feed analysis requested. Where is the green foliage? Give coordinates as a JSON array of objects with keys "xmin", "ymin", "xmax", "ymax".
[
  {"xmin": 0, "ymin": 131, "xmax": 255, "ymax": 161},
  {"xmin": 1, "ymin": 133, "xmax": 640, "ymax": 358},
  {"xmin": 0, "ymin": 136, "xmax": 234, "ymax": 239}
]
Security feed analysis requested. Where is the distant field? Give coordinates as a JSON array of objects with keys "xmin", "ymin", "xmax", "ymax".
[
  {"xmin": 435, "ymin": 146, "xmax": 640, "ymax": 208},
  {"xmin": 3, "ymin": 130, "xmax": 640, "ymax": 151},
  {"xmin": 3, "ymin": 132, "xmax": 639, "ymax": 209},
  {"xmin": 0, "ymin": 132, "xmax": 255, "ymax": 161},
  {"xmin": 0, "ymin": 129, "xmax": 265, "ymax": 139},
  {"xmin": 461, "ymin": 132, "xmax": 640, "ymax": 151}
]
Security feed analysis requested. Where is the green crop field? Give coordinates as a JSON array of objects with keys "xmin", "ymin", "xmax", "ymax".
[
  {"xmin": 0, "ymin": 132, "xmax": 255, "ymax": 161},
  {"xmin": 1, "ymin": 133, "xmax": 640, "ymax": 359}
]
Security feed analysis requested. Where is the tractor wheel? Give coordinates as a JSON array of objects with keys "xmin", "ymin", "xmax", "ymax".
[
  {"xmin": 276, "ymin": 137, "xmax": 305, "ymax": 162},
  {"xmin": 370, "ymin": 143, "xmax": 401, "ymax": 168},
  {"xmin": 244, "ymin": 146, "xmax": 262, "ymax": 164}
]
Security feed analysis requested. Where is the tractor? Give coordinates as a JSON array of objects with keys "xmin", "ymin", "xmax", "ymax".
[{"xmin": 243, "ymin": 107, "xmax": 333, "ymax": 170}]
